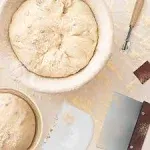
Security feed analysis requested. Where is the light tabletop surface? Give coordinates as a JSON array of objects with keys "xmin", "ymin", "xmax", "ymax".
[{"xmin": 0, "ymin": 0, "xmax": 150, "ymax": 149}]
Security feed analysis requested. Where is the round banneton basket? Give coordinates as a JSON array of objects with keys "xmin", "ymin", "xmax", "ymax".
[
  {"xmin": 0, "ymin": 89, "xmax": 43, "ymax": 150},
  {"xmin": 0, "ymin": 0, "xmax": 113, "ymax": 93}
]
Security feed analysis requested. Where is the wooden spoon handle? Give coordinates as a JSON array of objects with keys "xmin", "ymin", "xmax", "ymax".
[{"xmin": 130, "ymin": 0, "xmax": 144, "ymax": 27}]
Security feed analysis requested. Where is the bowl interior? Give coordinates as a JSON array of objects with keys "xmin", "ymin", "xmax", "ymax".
[
  {"xmin": 0, "ymin": 89, "xmax": 43, "ymax": 150},
  {"xmin": 0, "ymin": 0, "xmax": 113, "ymax": 93}
]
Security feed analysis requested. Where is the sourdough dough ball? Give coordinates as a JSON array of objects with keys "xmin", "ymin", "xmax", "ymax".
[
  {"xmin": 0, "ymin": 93, "xmax": 36, "ymax": 150},
  {"xmin": 9, "ymin": 0, "xmax": 98, "ymax": 78}
]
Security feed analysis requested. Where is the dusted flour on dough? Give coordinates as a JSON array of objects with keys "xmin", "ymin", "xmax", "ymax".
[
  {"xmin": 9, "ymin": 0, "xmax": 98, "ymax": 77},
  {"xmin": 0, "ymin": 93, "xmax": 36, "ymax": 150}
]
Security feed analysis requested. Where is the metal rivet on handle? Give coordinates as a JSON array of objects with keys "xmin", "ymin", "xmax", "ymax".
[
  {"xmin": 130, "ymin": 145, "xmax": 134, "ymax": 149},
  {"xmin": 141, "ymin": 112, "xmax": 145, "ymax": 115}
]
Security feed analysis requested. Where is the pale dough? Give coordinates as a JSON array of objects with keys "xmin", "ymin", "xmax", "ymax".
[
  {"xmin": 0, "ymin": 93, "xmax": 36, "ymax": 150},
  {"xmin": 9, "ymin": 0, "xmax": 98, "ymax": 77}
]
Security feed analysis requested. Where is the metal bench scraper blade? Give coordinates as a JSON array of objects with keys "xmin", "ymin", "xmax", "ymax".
[{"xmin": 97, "ymin": 93, "xmax": 143, "ymax": 150}]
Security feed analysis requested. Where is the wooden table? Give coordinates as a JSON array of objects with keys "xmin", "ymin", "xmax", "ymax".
[{"xmin": 0, "ymin": 0, "xmax": 149, "ymax": 149}]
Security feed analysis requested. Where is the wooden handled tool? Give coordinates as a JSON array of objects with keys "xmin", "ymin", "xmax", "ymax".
[
  {"xmin": 130, "ymin": 0, "xmax": 145, "ymax": 27},
  {"xmin": 122, "ymin": 0, "xmax": 144, "ymax": 50},
  {"xmin": 97, "ymin": 93, "xmax": 150, "ymax": 150}
]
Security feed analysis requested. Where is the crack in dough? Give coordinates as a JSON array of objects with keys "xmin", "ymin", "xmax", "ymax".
[{"xmin": 9, "ymin": 0, "xmax": 98, "ymax": 77}]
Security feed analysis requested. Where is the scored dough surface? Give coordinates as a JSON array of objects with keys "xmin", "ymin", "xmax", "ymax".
[
  {"xmin": 0, "ymin": 93, "xmax": 36, "ymax": 150},
  {"xmin": 9, "ymin": 0, "xmax": 98, "ymax": 77}
]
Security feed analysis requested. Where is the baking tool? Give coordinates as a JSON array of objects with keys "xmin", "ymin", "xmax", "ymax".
[
  {"xmin": 0, "ymin": 0, "xmax": 113, "ymax": 93},
  {"xmin": 97, "ymin": 93, "xmax": 150, "ymax": 150},
  {"xmin": 42, "ymin": 102, "xmax": 94, "ymax": 150},
  {"xmin": 122, "ymin": 0, "xmax": 144, "ymax": 50},
  {"xmin": 134, "ymin": 61, "xmax": 150, "ymax": 84}
]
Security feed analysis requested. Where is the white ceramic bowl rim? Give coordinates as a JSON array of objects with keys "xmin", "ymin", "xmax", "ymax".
[{"xmin": 0, "ymin": 0, "xmax": 113, "ymax": 93}]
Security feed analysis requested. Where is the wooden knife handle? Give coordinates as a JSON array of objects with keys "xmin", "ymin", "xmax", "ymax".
[
  {"xmin": 130, "ymin": 0, "xmax": 144, "ymax": 27},
  {"xmin": 127, "ymin": 102, "xmax": 150, "ymax": 150}
]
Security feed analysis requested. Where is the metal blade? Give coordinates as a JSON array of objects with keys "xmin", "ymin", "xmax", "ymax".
[
  {"xmin": 97, "ymin": 93, "xmax": 143, "ymax": 150},
  {"xmin": 42, "ymin": 102, "xmax": 94, "ymax": 150}
]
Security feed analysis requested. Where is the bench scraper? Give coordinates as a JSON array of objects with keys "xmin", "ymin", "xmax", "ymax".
[{"xmin": 97, "ymin": 93, "xmax": 150, "ymax": 150}]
